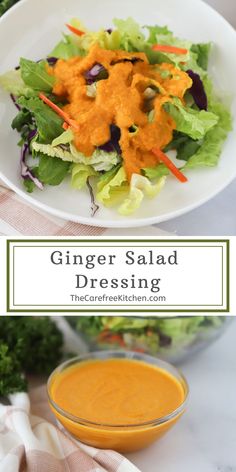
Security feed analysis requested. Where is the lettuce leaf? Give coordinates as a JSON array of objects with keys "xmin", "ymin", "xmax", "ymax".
[
  {"xmin": 80, "ymin": 29, "xmax": 121, "ymax": 52},
  {"xmin": 0, "ymin": 69, "xmax": 34, "ymax": 97},
  {"xmin": 57, "ymin": 18, "xmax": 120, "ymax": 53},
  {"xmin": 51, "ymin": 26, "xmax": 121, "ymax": 59},
  {"xmin": 23, "ymin": 177, "xmax": 38, "ymax": 193},
  {"xmin": 71, "ymin": 164, "xmax": 97, "ymax": 190},
  {"xmin": 112, "ymin": 18, "xmax": 173, "ymax": 65},
  {"xmin": 0, "ymin": 0, "xmax": 20, "ymax": 16},
  {"xmin": 97, "ymin": 165, "xmax": 121, "ymax": 190},
  {"xmin": 164, "ymin": 98, "xmax": 219, "ymax": 140},
  {"xmin": 190, "ymin": 43, "xmax": 211, "ymax": 71},
  {"xmin": 144, "ymin": 24, "xmax": 191, "ymax": 66},
  {"xmin": 70, "ymin": 145, "xmax": 121, "ymax": 171},
  {"xmin": 102, "ymin": 316, "xmax": 156, "ymax": 331},
  {"xmin": 184, "ymin": 96, "xmax": 232, "ymax": 168},
  {"xmin": 118, "ymin": 174, "xmax": 166, "ymax": 215},
  {"xmin": 52, "ymin": 128, "xmax": 74, "ymax": 147},
  {"xmin": 32, "ymin": 141, "xmax": 121, "ymax": 172},
  {"xmin": 143, "ymin": 163, "xmax": 169, "ymax": 179},
  {"xmin": 11, "ymin": 109, "xmax": 32, "ymax": 132},
  {"xmin": 146, "ymin": 30, "xmax": 210, "ymax": 74},
  {"xmin": 182, "ymin": 76, "xmax": 232, "ymax": 168},
  {"xmin": 158, "ymin": 317, "xmax": 205, "ymax": 345},
  {"xmin": 18, "ymin": 97, "xmax": 63, "ymax": 143},
  {"xmin": 145, "ymin": 24, "xmax": 191, "ymax": 49},
  {"xmin": 96, "ymin": 166, "xmax": 129, "ymax": 206},
  {"xmin": 37, "ymin": 153, "xmax": 71, "ymax": 185},
  {"xmin": 164, "ymin": 131, "xmax": 202, "ymax": 161},
  {"xmin": 32, "ymin": 141, "xmax": 72, "ymax": 160},
  {"xmin": 139, "ymin": 45, "xmax": 173, "ymax": 65},
  {"xmin": 113, "ymin": 17, "xmax": 145, "ymax": 52},
  {"xmin": 145, "ymin": 25, "xmax": 172, "ymax": 44},
  {"xmin": 20, "ymin": 58, "xmax": 55, "ymax": 92},
  {"xmin": 50, "ymin": 34, "xmax": 85, "ymax": 59}
]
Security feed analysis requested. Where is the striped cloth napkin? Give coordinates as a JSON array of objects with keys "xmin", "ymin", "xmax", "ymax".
[
  {"xmin": 0, "ymin": 183, "xmax": 170, "ymax": 237},
  {"xmin": 0, "ymin": 389, "xmax": 141, "ymax": 472}
]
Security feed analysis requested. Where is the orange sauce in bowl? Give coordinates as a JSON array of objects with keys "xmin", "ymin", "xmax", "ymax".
[{"xmin": 49, "ymin": 357, "xmax": 187, "ymax": 452}]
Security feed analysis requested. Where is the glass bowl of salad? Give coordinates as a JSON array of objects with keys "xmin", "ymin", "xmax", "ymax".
[{"xmin": 67, "ymin": 316, "xmax": 232, "ymax": 364}]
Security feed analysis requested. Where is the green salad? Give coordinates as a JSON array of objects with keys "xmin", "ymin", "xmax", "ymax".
[
  {"xmin": 0, "ymin": 17, "xmax": 232, "ymax": 215},
  {"xmin": 68, "ymin": 316, "xmax": 229, "ymax": 361},
  {"xmin": 0, "ymin": 0, "xmax": 19, "ymax": 16}
]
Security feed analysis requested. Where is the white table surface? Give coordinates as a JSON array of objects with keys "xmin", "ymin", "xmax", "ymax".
[
  {"xmin": 159, "ymin": 0, "xmax": 236, "ymax": 236},
  {"xmin": 126, "ymin": 319, "xmax": 236, "ymax": 472}
]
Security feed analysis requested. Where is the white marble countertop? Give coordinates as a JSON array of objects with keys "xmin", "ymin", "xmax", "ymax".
[
  {"xmin": 126, "ymin": 319, "xmax": 236, "ymax": 472},
  {"xmin": 159, "ymin": 0, "xmax": 236, "ymax": 236}
]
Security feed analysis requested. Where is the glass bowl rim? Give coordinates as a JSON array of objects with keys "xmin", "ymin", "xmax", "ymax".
[{"xmin": 47, "ymin": 350, "xmax": 189, "ymax": 429}]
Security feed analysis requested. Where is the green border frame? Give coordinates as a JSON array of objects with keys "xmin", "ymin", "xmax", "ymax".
[{"xmin": 6, "ymin": 238, "xmax": 230, "ymax": 313}]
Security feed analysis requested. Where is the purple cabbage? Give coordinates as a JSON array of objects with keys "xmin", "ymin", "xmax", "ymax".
[
  {"xmin": 10, "ymin": 92, "xmax": 40, "ymax": 186},
  {"xmin": 21, "ymin": 140, "xmax": 43, "ymax": 191},
  {"xmin": 106, "ymin": 28, "xmax": 113, "ymax": 34},
  {"xmin": 27, "ymin": 129, "xmax": 37, "ymax": 142},
  {"xmin": 187, "ymin": 70, "xmax": 208, "ymax": 111},
  {"xmin": 87, "ymin": 177, "xmax": 99, "ymax": 217},
  {"xmin": 10, "ymin": 94, "xmax": 21, "ymax": 111},
  {"xmin": 112, "ymin": 57, "xmax": 143, "ymax": 65},
  {"xmin": 46, "ymin": 57, "xmax": 58, "ymax": 66},
  {"xmin": 85, "ymin": 63, "xmax": 108, "ymax": 84},
  {"xmin": 99, "ymin": 124, "xmax": 121, "ymax": 154}
]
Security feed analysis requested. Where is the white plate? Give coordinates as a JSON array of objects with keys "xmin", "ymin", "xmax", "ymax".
[{"xmin": 0, "ymin": 0, "xmax": 235, "ymax": 228}]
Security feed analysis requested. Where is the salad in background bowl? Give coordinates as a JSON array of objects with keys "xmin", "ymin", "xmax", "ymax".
[
  {"xmin": 0, "ymin": 16, "xmax": 232, "ymax": 216},
  {"xmin": 67, "ymin": 316, "xmax": 232, "ymax": 364}
]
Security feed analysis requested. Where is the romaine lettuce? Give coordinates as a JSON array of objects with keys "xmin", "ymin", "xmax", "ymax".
[
  {"xmin": 0, "ymin": 69, "xmax": 34, "ymax": 97},
  {"xmin": 32, "ymin": 142, "xmax": 72, "ymax": 161},
  {"xmin": 143, "ymin": 163, "xmax": 170, "ymax": 180},
  {"xmin": 113, "ymin": 17, "xmax": 145, "ymax": 51},
  {"xmin": 190, "ymin": 43, "xmax": 211, "ymax": 71},
  {"xmin": 70, "ymin": 145, "xmax": 121, "ymax": 171},
  {"xmin": 164, "ymin": 98, "xmax": 219, "ymax": 140},
  {"xmin": 50, "ymin": 34, "xmax": 85, "ymax": 59},
  {"xmin": 97, "ymin": 166, "xmax": 129, "ymax": 206},
  {"xmin": 52, "ymin": 128, "xmax": 74, "ymax": 147},
  {"xmin": 71, "ymin": 163, "xmax": 97, "ymax": 190},
  {"xmin": 118, "ymin": 174, "xmax": 166, "ymax": 215},
  {"xmin": 184, "ymin": 99, "xmax": 232, "ymax": 168}
]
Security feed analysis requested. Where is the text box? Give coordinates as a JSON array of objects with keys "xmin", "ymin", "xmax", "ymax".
[{"xmin": 7, "ymin": 238, "xmax": 229, "ymax": 313}]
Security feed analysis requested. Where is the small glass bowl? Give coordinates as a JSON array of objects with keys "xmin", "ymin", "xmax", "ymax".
[{"xmin": 47, "ymin": 350, "xmax": 189, "ymax": 453}]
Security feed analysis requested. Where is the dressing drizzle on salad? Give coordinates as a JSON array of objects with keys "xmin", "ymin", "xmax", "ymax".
[{"xmin": 51, "ymin": 44, "xmax": 192, "ymax": 179}]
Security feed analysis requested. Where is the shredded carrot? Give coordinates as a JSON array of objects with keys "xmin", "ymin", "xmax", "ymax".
[
  {"xmin": 39, "ymin": 93, "xmax": 80, "ymax": 131},
  {"xmin": 62, "ymin": 122, "xmax": 69, "ymax": 130},
  {"xmin": 152, "ymin": 148, "xmax": 188, "ymax": 183},
  {"xmin": 152, "ymin": 44, "xmax": 188, "ymax": 55},
  {"xmin": 66, "ymin": 23, "xmax": 85, "ymax": 36}
]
